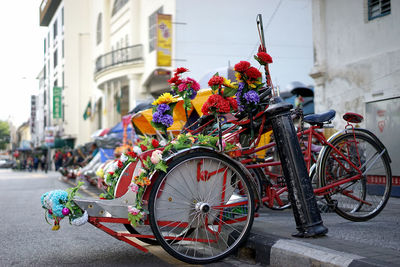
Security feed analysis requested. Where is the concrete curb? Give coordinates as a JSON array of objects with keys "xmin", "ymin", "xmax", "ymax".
[{"xmin": 238, "ymin": 232, "xmax": 392, "ymax": 267}]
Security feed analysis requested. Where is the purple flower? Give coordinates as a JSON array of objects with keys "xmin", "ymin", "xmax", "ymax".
[
  {"xmin": 188, "ymin": 89, "xmax": 197, "ymax": 100},
  {"xmin": 157, "ymin": 104, "xmax": 170, "ymax": 113},
  {"xmin": 160, "ymin": 114, "xmax": 173, "ymax": 127},
  {"xmin": 152, "ymin": 111, "xmax": 163, "ymax": 123},
  {"xmin": 243, "ymin": 90, "xmax": 260, "ymax": 104},
  {"xmin": 235, "ymin": 83, "xmax": 245, "ymax": 111}
]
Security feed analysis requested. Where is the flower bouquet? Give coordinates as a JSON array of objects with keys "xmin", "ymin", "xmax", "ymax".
[
  {"xmin": 151, "ymin": 92, "xmax": 178, "ymax": 137},
  {"xmin": 168, "ymin": 67, "xmax": 200, "ymax": 120}
]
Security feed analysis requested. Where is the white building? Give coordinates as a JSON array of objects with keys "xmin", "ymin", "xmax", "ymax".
[
  {"xmin": 91, "ymin": 0, "xmax": 314, "ymax": 131},
  {"xmin": 39, "ymin": 0, "xmax": 93, "ymax": 147},
  {"xmin": 310, "ymin": 0, "xmax": 400, "ymax": 188},
  {"xmin": 310, "ymin": 0, "xmax": 399, "ymax": 126},
  {"xmin": 37, "ymin": 0, "xmax": 313, "ymax": 147}
]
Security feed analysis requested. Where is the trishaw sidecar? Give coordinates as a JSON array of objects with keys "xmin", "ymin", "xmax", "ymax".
[{"xmin": 73, "ymin": 147, "xmax": 256, "ymax": 264}]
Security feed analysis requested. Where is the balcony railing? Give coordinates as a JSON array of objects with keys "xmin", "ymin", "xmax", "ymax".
[{"xmin": 95, "ymin": 44, "xmax": 143, "ymax": 74}]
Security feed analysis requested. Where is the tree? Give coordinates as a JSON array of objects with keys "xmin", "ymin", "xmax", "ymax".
[{"xmin": 0, "ymin": 121, "xmax": 10, "ymax": 150}]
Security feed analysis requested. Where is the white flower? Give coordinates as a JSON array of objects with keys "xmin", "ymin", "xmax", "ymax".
[
  {"xmin": 133, "ymin": 146, "xmax": 142, "ymax": 155},
  {"xmin": 150, "ymin": 150, "xmax": 163, "ymax": 164},
  {"xmin": 71, "ymin": 210, "xmax": 88, "ymax": 226},
  {"xmin": 120, "ymin": 153, "xmax": 128, "ymax": 163}
]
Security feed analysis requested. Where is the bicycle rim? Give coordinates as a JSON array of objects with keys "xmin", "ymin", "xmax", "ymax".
[{"xmin": 149, "ymin": 151, "xmax": 254, "ymax": 264}]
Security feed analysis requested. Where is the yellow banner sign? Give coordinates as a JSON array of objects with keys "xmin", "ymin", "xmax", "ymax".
[{"xmin": 157, "ymin": 14, "xmax": 172, "ymax": 67}]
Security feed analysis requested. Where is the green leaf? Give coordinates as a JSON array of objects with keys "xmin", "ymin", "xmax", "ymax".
[
  {"xmin": 155, "ymin": 161, "xmax": 168, "ymax": 173},
  {"xmin": 223, "ymin": 87, "xmax": 237, "ymax": 97}
]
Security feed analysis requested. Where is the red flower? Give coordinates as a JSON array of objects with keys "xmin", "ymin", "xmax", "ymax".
[
  {"xmin": 151, "ymin": 139, "xmax": 159, "ymax": 148},
  {"xmin": 168, "ymin": 75, "xmax": 180, "ymax": 84},
  {"xmin": 175, "ymin": 67, "xmax": 189, "ymax": 74},
  {"xmin": 245, "ymin": 67, "xmax": 262, "ymax": 80},
  {"xmin": 109, "ymin": 172, "xmax": 114, "ymax": 176},
  {"xmin": 127, "ymin": 151, "xmax": 137, "ymax": 158},
  {"xmin": 256, "ymin": 52, "xmax": 273, "ymax": 64},
  {"xmin": 140, "ymin": 144, "xmax": 148, "ymax": 151},
  {"xmin": 227, "ymin": 97, "xmax": 238, "ymax": 111},
  {"xmin": 234, "ymin": 61, "xmax": 251, "ymax": 72},
  {"xmin": 208, "ymin": 76, "xmax": 224, "ymax": 87},
  {"xmin": 201, "ymin": 94, "xmax": 232, "ymax": 115},
  {"xmin": 117, "ymin": 160, "xmax": 123, "ymax": 168}
]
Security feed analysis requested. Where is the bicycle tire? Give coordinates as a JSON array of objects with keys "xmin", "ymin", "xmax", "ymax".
[
  {"xmin": 319, "ymin": 132, "xmax": 392, "ymax": 221},
  {"xmin": 148, "ymin": 150, "xmax": 255, "ymax": 264}
]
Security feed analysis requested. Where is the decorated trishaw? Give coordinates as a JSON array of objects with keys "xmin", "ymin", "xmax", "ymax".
[{"xmin": 40, "ymin": 14, "xmax": 392, "ymax": 264}]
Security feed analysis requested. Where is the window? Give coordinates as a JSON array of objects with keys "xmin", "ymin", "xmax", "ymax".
[
  {"xmin": 48, "ymin": 33, "xmax": 50, "ymax": 48},
  {"xmin": 149, "ymin": 6, "xmax": 163, "ymax": 52},
  {"xmin": 61, "ymin": 7, "xmax": 64, "ymax": 26},
  {"xmin": 62, "ymin": 39, "xmax": 64, "ymax": 58},
  {"xmin": 96, "ymin": 13, "xmax": 102, "ymax": 45},
  {"xmin": 368, "ymin": 0, "xmax": 391, "ymax": 20},
  {"xmin": 54, "ymin": 49, "xmax": 58, "ymax": 68},
  {"xmin": 54, "ymin": 79, "xmax": 58, "ymax": 87},
  {"xmin": 53, "ymin": 19, "xmax": 58, "ymax": 40},
  {"xmin": 112, "ymin": 0, "xmax": 129, "ymax": 16}
]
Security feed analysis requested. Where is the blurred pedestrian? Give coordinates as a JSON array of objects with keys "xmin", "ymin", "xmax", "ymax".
[{"xmin": 33, "ymin": 155, "xmax": 39, "ymax": 172}]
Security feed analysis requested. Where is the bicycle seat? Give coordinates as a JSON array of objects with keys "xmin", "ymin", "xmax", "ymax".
[{"xmin": 303, "ymin": 110, "xmax": 336, "ymax": 125}]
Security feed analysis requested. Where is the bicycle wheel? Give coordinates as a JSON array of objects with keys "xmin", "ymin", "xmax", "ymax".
[
  {"xmin": 319, "ymin": 132, "xmax": 392, "ymax": 221},
  {"xmin": 148, "ymin": 150, "xmax": 255, "ymax": 264}
]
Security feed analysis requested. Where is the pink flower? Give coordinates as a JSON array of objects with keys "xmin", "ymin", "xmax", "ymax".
[
  {"xmin": 150, "ymin": 150, "xmax": 163, "ymax": 164},
  {"xmin": 128, "ymin": 206, "xmax": 140, "ymax": 215},
  {"xmin": 178, "ymin": 82, "xmax": 187, "ymax": 92},
  {"xmin": 187, "ymin": 77, "xmax": 200, "ymax": 91},
  {"xmin": 129, "ymin": 182, "xmax": 139, "ymax": 193},
  {"xmin": 138, "ymin": 168, "xmax": 146, "ymax": 176}
]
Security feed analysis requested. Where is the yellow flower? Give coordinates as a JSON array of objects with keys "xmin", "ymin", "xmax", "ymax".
[
  {"xmin": 223, "ymin": 77, "xmax": 238, "ymax": 89},
  {"xmin": 152, "ymin": 93, "xmax": 178, "ymax": 105},
  {"xmin": 235, "ymin": 72, "xmax": 242, "ymax": 82}
]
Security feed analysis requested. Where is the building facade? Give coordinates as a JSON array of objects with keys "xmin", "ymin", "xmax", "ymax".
[
  {"xmin": 37, "ymin": 0, "xmax": 313, "ymax": 148},
  {"xmin": 310, "ymin": 0, "xmax": 400, "ymax": 184},
  {"xmin": 39, "ymin": 0, "xmax": 93, "ymax": 147}
]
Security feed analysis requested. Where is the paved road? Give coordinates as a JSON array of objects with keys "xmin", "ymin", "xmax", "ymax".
[{"xmin": 0, "ymin": 169, "xmax": 257, "ymax": 267}]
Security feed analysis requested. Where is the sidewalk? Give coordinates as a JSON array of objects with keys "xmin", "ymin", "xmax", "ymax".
[{"xmin": 239, "ymin": 198, "xmax": 400, "ymax": 267}]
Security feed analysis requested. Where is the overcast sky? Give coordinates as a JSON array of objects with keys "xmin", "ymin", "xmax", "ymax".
[{"xmin": 0, "ymin": 0, "xmax": 46, "ymax": 127}]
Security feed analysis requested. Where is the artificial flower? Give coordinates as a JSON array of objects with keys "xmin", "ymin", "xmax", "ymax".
[
  {"xmin": 245, "ymin": 67, "xmax": 262, "ymax": 80},
  {"xmin": 223, "ymin": 77, "xmax": 238, "ymax": 89},
  {"xmin": 128, "ymin": 206, "xmax": 140, "ymax": 215},
  {"xmin": 133, "ymin": 146, "xmax": 141, "ymax": 155},
  {"xmin": 234, "ymin": 61, "xmax": 251, "ymax": 72},
  {"xmin": 208, "ymin": 75, "xmax": 225, "ymax": 88},
  {"xmin": 151, "ymin": 139, "xmax": 159, "ymax": 148},
  {"xmin": 255, "ymin": 52, "xmax": 273, "ymax": 65},
  {"xmin": 129, "ymin": 182, "xmax": 139, "ymax": 193},
  {"xmin": 152, "ymin": 92, "xmax": 177, "ymax": 105},
  {"xmin": 140, "ymin": 144, "xmax": 148, "ymax": 152},
  {"xmin": 120, "ymin": 153, "xmax": 128, "ymax": 163},
  {"xmin": 243, "ymin": 90, "xmax": 260, "ymax": 104},
  {"xmin": 117, "ymin": 160, "xmax": 123, "ymax": 168},
  {"xmin": 151, "ymin": 150, "xmax": 163, "ymax": 164},
  {"xmin": 175, "ymin": 67, "xmax": 188, "ymax": 74}
]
